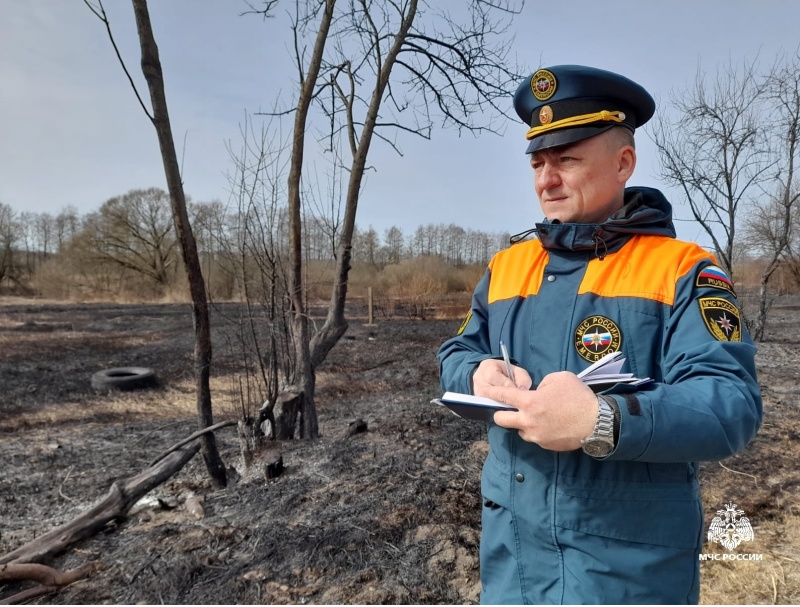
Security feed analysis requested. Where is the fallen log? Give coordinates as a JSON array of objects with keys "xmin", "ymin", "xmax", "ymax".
[
  {"xmin": 0, "ymin": 561, "xmax": 100, "ymax": 604},
  {"xmin": 0, "ymin": 443, "xmax": 200, "ymax": 566},
  {"xmin": 0, "ymin": 561, "xmax": 99, "ymax": 586}
]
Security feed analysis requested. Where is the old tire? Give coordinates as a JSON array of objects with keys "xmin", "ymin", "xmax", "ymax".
[{"xmin": 91, "ymin": 367, "xmax": 158, "ymax": 392}]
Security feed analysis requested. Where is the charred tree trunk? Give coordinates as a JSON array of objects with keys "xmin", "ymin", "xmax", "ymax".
[
  {"xmin": 285, "ymin": 0, "xmax": 337, "ymax": 439},
  {"xmin": 273, "ymin": 389, "xmax": 302, "ymax": 439},
  {"xmin": 130, "ymin": 0, "xmax": 226, "ymax": 486},
  {"xmin": 752, "ymin": 262, "xmax": 779, "ymax": 341}
]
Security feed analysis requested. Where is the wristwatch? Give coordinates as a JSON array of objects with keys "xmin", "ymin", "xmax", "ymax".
[{"xmin": 581, "ymin": 395, "xmax": 616, "ymax": 458}]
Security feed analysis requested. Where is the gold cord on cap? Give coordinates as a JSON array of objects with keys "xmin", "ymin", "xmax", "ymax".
[{"xmin": 526, "ymin": 110, "xmax": 627, "ymax": 140}]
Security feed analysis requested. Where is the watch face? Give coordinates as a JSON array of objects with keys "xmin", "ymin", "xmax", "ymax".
[{"xmin": 582, "ymin": 438, "xmax": 613, "ymax": 458}]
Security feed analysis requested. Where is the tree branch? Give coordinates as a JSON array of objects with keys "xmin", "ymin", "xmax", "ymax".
[{"xmin": 82, "ymin": 0, "xmax": 154, "ymax": 122}]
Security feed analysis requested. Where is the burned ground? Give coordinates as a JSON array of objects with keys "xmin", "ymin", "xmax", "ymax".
[{"xmin": 0, "ymin": 298, "xmax": 798, "ymax": 604}]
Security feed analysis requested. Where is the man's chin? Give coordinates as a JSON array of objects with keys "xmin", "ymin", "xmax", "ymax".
[
  {"xmin": 544, "ymin": 211, "xmax": 579, "ymax": 224},
  {"xmin": 541, "ymin": 201, "xmax": 577, "ymax": 224}
]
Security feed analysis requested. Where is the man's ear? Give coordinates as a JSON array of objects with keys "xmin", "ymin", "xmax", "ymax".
[{"xmin": 617, "ymin": 146, "xmax": 636, "ymax": 183}]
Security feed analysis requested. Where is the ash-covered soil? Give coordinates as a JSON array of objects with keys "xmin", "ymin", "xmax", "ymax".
[{"xmin": 0, "ymin": 298, "xmax": 799, "ymax": 604}]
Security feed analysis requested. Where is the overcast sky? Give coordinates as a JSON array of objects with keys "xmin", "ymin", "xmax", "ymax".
[{"xmin": 2, "ymin": 1, "xmax": 799, "ymax": 247}]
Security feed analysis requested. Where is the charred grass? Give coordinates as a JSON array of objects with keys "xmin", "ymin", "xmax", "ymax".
[{"xmin": 0, "ymin": 298, "xmax": 798, "ymax": 604}]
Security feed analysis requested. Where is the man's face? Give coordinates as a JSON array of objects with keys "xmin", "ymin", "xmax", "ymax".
[{"xmin": 530, "ymin": 132, "xmax": 634, "ymax": 224}]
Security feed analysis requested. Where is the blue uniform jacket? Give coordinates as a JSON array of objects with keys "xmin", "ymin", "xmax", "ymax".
[{"xmin": 437, "ymin": 188, "xmax": 762, "ymax": 605}]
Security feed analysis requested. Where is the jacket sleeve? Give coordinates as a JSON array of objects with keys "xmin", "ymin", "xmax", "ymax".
[
  {"xmin": 606, "ymin": 263, "xmax": 762, "ymax": 463},
  {"xmin": 437, "ymin": 268, "xmax": 494, "ymax": 395}
]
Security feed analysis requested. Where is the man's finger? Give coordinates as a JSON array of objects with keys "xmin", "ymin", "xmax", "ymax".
[
  {"xmin": 492, "ymin": 409, "xmax": 522, "ymax": 429},
  {"xmin": 483, "ymin": 385, "xmax": 527, "ymax": 405}
]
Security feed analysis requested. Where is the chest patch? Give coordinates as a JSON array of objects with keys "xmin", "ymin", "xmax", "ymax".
[
  {"xmin": 699, "ymin": 297, "xmax": 742, "ymax": 341},
  {"xmin": 696, "ymin": 265, "xmax": 735, "ymax": 295},
  {"xmin": 574, "ymin": 315, "xmax": 623, "ymax": 362}
]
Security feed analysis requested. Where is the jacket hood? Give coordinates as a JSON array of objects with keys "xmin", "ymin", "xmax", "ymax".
[{"xmin": 532, "ymin": 186, "xmax": 676, "ymax": 255}]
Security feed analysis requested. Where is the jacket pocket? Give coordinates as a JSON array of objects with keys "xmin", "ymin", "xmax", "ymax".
[
  {"xmin": 554, "ymin": 474, "xmax": 703, "ymax": 549},
  {"xmin": 481, "ymin": 448, "xmax": 512, "ymax": 508}
]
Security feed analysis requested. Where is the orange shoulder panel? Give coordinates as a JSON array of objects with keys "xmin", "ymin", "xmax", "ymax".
[
  {"xmin": 578, "ymin": 235, "xmax": 715, "ymax": 304},
  {"xmin": 487, "ymin": 240, "xmax": 548, "ymax": 303}
]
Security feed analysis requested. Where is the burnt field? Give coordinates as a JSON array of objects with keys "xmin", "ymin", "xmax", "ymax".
[{"xmin": 0, "ymin": 297, "xmax": 799, "ymax": 604}]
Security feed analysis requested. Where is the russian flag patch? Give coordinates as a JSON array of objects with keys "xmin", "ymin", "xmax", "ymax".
[{"xmin": 696, "ymin": 265, "xmax": 735, "ymax": 295}]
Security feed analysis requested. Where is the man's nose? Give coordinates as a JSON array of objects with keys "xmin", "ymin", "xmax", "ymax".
[{"xmin": 536, "ymin": 163, "xmax": 561, "ymax": 189}]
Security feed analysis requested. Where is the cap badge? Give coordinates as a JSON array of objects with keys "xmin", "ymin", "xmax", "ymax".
[
  {"xmin": 531, "ymin": 69, "xmax": 557, "ymax": 101},
  {"xmin": 539, "ymin": 105, "xmax": 553, "ymax": 125}
]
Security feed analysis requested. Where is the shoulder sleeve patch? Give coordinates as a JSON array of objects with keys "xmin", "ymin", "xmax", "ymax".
[
  {"xmin": 457, "ymin": 310, "xmax": 473, "ymax": 335},
  {"xmin": 698, "ymin": 297, "xmax": 742, "ymax": 341},
  {"xmin": 696, "ymin": 265, "xmax": 736, "ymax": 295}
]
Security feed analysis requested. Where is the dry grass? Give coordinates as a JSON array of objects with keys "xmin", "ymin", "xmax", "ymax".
[
  {"xmin": 700, "ymin": 512, "xmax": 800, "ymax": 605},
  {"xmin": 700, "ymin": 461, "xmax": 800, "ymax": 605},
  {"xmin": 0, "ymin": 384, "xmax": 197, "ymax": 431}
]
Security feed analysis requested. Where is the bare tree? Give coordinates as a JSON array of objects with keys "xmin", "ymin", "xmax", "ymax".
[
  {"xmin": 785, "ymin": 204, "xmax": 800, "ymax": 287},
  {"xmin": 75, "ymin": 188, "xmax": 178, "ymax": 285},
  {"xmin": 409, "ymin": 223, "xmax": 499, "ymax": 264},
  {"xmin": 190, "ymin": 200, "xmax": 230, "ymax": 298},
  {"xmin": 383, "ymin": 225, "xmax": 405, "ymax": 264},
  {"xmin": 743, "ymin": 51, "xmax": 800, "ymax": 340},
  {"xmin": 651, "ymin": 59, "xmax": 773, "ymax": 280},
  {"xmin": 0, "ymin": 203, "xmax": 18, "ymax": 286},
  {"xmin": 249, "ymin": 0, "xmax": 523, "ymax": 438},
  {"xmin": 305, "ymin": 152, "xmax": 346, "ymax": 261},
  {"xmin": 442, "ymin": 223, "xmax": 466, "ymax": 265},
  {"xmin": 352, "ymin": 225, "xmax": 380, "ymax": 266},
  {"xmin": 219, "ymin": 114, "xmax": 298, "ymax": 454},
  {"xmin": 33, "ymin": 213, "xmax": 55, "ymax": 259},
  {"xmin": 55, "ymin": 206, "xmax": 80, "ymax": 253},
  {"xmin": 18, "ymin": 211, "xmax": 39, "ymax": 276},
  {"xmin": 85, "ymin": 0, "xmax": 227, "ymax": 487}
]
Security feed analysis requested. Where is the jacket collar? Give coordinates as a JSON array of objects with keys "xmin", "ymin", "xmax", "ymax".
[{"xmin": 533, "ymin": 187, "xmax": 676, "ymax": 256}]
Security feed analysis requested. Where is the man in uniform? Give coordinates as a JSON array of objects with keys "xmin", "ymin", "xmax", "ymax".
[{"xmin": 437, "ymin": 65, "xmax": 762, "ymax": 604}]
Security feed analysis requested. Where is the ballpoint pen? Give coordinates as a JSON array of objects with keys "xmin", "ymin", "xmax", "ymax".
[{"xmin": 499, "ymin": 340, "xmax": 516, "ymax": 385}]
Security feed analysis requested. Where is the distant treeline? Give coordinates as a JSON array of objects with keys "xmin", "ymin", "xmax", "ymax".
[{"xmin": 0, "ymin": 189, "xmax": 510, "ymax": 301}]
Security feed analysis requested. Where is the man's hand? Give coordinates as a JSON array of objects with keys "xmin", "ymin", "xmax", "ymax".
[
  {"xmin": 481, "ymin": 371, "xmax": 598, "ymax": 451},
  {"xmin": 473, "ymin": 358, "xmax": 533, "ymax": 393}
]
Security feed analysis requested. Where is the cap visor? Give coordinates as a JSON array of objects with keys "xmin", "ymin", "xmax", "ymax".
[{"xmin": 524, "ymin": 124, "xmax": 615, "ymax": 154}]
